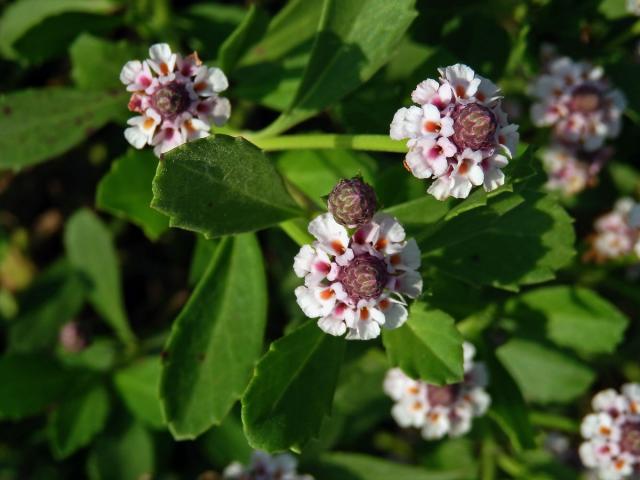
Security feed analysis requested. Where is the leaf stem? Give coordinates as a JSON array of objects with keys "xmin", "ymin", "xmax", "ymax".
[
  {"xmin": 530, "ymin": 411, "xmax": 579, "ymax": 434},
  {"xmin": 243, "ymin": 134, "xmax": 407, "ymax": 153}
]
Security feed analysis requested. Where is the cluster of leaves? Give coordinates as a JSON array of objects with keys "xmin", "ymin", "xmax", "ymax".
[{"xmin": 0, "ymin": 0, "xmax": 639, "ymax": 479}]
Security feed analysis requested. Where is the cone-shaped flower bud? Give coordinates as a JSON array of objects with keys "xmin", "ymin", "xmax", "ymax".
[
  {"xmin": 327, "ymin": 177, "xmax": 378, "ymax": 228},
  {"xmin": 452, "ymin": 103, "xmax": 497, "ymax": 151}
]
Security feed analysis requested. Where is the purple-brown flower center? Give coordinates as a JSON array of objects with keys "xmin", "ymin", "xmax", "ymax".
[
  {"xmin": 151, "ymin": 82, "xmax": 190, "ymax": 117},
  {"xmin": 452, "ymin": 103, "xmax": 497, "ymax": 151},
  {"xmin": 426, "ymin": 384, "xmax": 460, "ymax": 407},
  {"xmin": 328, "ymin": 178, "xmax": 377, "ymax": 228},
  {"xmin": 570, "ymin": 84, "xmax": 602, "ymax": 113},
  {"xmin": 338, "ymin": 254, "xmax": 388, "ymax": 301},
  {"xmin": 620, "ymin": 422, "xmax": 640, "ymax": 456}
]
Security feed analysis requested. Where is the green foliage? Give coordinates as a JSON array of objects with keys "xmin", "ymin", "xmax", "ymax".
[
  {"xmin": 0, "ymin": 355, "xmax": 74, "ymax": 419},
  {"xmin": 152, "ymin": 135, "xmax": 302, "ymax": 238},
  {"xmin": 217, "ymin": 5, "xmax": 269, "ymax": 73},
  {"xmin": 242, "ymin": 321, "xmax": 346, "ymax": 451},
  {"xmin": 161, "ymin": 234, "xmax": 267, "ymax": 439},
  {"xmin": 114, "ymin": 357, "xmax": 165, "ymax": 430},
  {"xmin": 8, "ymin": 261, "xmax": 87, "ymax": 353},
  {"xmin": 64, "ymin": 209, "xmax": 135, "ymax": 347},
  {"xmin": 506, "ymin": 286, "xmax": 629, "ymax": 355},
  {"xmin": 48, "ymin": 379, "xmax": 110, "ymax": 459},
  {"xmin": 97, "ymin": 149, "xmax": 169, "ymax": 240},
  {"xmin": 497, "ymin": 339, "xmax": 595, "ymax": 404},
  {"xmin": 264, "ymin": 0, "xmax": 417, "ymax": 133},
  {"xmin": 0, "ymin": 88, "xmax": 127, "ymax": 169},
  {"xmin": 382, "ymin": 304, "xmax": 464, "ymax": 385}
]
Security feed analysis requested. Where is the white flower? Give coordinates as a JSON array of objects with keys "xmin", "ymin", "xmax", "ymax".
[
  {"xmin": 390, "ymin": 63, "xmax": 516, "ymax": 200},
  {"xmin": 586, "ymin": 198, "xmax": 640, "ymax": 263},
  {"xmin": 384, "ymin": 342, "xmax": 491, "ymax": 440},
  {"xmin": 120, "ymin": 43, "xmax": 230, "ymax": 158},
  {"xmin": 529, "ymin": 55, "xmax": 626, "ymax": 152},
  {"xmin": 223, "ymin": 451, "xmax": 314, "ymax": 480},
  {"xmin": 627, "ymin": 0, "xmax": 640, "ymax": 16},
  {"xmin": 293, "ymin": 211, "xmax": 422, "ymax": 341},
  {"xmin": 580, "ymin": 384, "xmax": 640, "ymax": 480}
]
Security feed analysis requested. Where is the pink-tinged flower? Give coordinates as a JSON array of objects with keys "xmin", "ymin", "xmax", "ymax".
[
  {"xmin": 391, "ymin": 64, "xmax": 518, "ymax": 200},
  {"xmin": 542, "ymin": 143, "xmax": 612, "ymax": 196},
  {"xmin": 529, "ymin": 55, "xmax": 626, "ymax": 152},
  {"xmin": 119, "ymin": 43, "xmax": 231, "ymax": 158},
  {"xmin": 384, "ymin": 342, "xmax": 490, "ymax": 440},
  {"xmin": 58, "ymin": 322, "xmax": 88, "ymax": 353},
  {"xmin": 294, "ymin": 211, "xmax": 422, "ymax": 341},
  {"xmin": 585, "ymin": 198, "xmax": 640, "ymax": 263},
  {"xmin": 223, "ymin": 451, "xmax": 314, "ymax": 480},
  {"xmin": 580, "ymin": 384, "xmax": 640, "ymax": 480}
]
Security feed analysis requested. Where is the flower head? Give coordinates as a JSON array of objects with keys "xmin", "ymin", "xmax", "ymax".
[
  {"xmin": 384, "ymin": 342, "xmax": 490, "ymax": 440},
  {"xmin": 585, "ymin": 198, "xmax": 640, "ymax": 263},
  {"xmin": 293, "ymin": 209, "xmax": 422, "ymax": 340},
  {"xmin": 542, "ymin": 143, "xmax": 612, "ymax": 196},
  {"xmin": 120, "ymin": 43, "xmax": 231, "ymax": 158},
  {"xmin": 223, "ymin": 451, "xmax": 313, "ymax": 480},
  {"xmin": 327, "ymin": 177, "xmax": 378, "ymax": 228},
  {"xmin": 58, "ymin": 321, "xmax": 88, "ymax": 353},
  {"xmin": 529, "ymin": 56, "xmax": 626, "ymax": 152},
  {"xmin": 579, "ymin": 384, "xmax": 640, "ymax": 480},
  {"xmin": 390, "ymin": 64, "xmax": 518, "ymax": 200}
]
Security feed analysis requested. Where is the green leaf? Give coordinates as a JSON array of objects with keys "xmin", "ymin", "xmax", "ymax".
[
  {"xmin": 70, "ymin": 33, "xmax": 143, "ymax": 90},
  {"xmin": 277, "ymin": 149, "xmax": 377, "ymax": 208},
  {"xmin": 486, "ymin": 353, "xmax": 535, "ymax": 452},
  {"xmin": 188, "ymin": 236, "xmax": 219, "ymax": 286},
  {"xmin": 421, "ymin": 189, "xmax": 575, "ymax": 291},
  {"xmin": 114, "ymin": 357, "xmax": 164, "ymax": 430},
  {"xmin": 8, "ymin": 260, "xmax": 87, "ymax": 353},
  {"xmin": 218, "ymin": 5, "xmax": 269, "ymax": 73},
  {"xmin": 199, "ymin": 413, "xmax": 252, "ymax": 467},
  {"xmin": 151, "ymin": 135, "xmax": 301, "ymax": 238},
  {"xmin": 0, "ymin": 0, "xmax": 118, "ymax": 61},
  {"xmin": 64, "ymin": 209, "xmax": 135, "ymax": 346},
  {"xmin": 507, "ymin": 286, "xmax": 629, "ymax": 355},
  {"xmin": 242, "ymin": 320, "xmax": 346, "ymax": 451},
  {"xmin": 496, "ymin": 339, "xmax": 595, "ymax": 404},
  {"xmin": 0, "ymin": 354, "xmax": 74, "ymax": 419},
  {"xmin": 305, "ymin": 452, "xmax": 470, "ymax": 480},
  {"xmin": 160, "ymin": 234, "xmax": 267, "ymax": 439},
  {"xmin": 382, "ymin": 303, "xmax": 464, "ymax": 385},
  {"xmin": 265, "ymin": 0, "xmax": 417, "ymax": 133},
  {"xmin": 0, "ymin": 88, "xmax": 127, "ymax": 170},
  {"xmin": 48, "ymin": 379, "xmax": 110, "ymax": 459},
  {"xmin": 96, "ymin": 149, "xmax": 169, "ymax": 240},
  {"xmin": 87, "ymin": 419, "xmax": 154, "ymax": 480},
  {"xmin": 599, "ymin": 0, "xmax": 629, "ymax": 19}
]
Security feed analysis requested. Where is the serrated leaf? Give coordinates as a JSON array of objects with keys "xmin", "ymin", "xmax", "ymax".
[
  {"xmin": 160, "ymin": 234, "xmax": 267, "ymax": 439},
  {"xmin": 242, "ymin": 321, "xmax": 346, "ymax": 451},
  {"xmin": 70, "ymin": 33, "xmax": 143, "ymax": 90},
  {"xmin": 0, "ymin": 354, "xmax": 74, "ymax": 419},
  {"xmin": 114, "ymin": 357, "xmax": 164, "ymax": 430},
  {"xmin": 48, "ymin": 379, "xmax": 110, "ymax": 459},
  {"xmin": 96, "ymin": 149, "xmax": 169, "ymax": 240},
  {"xmin": 382, "ymin": 303, "xmax": 463, "ymax": 385},
  {"xmin": 151, "ymin": 135, "xmax": 301, "ymax": 238},
  {"xmin": 218, "ymin": 5, "xmax": 269, "ymax": 73},
  {"xmin": 0, "ymin": 88, "xmax": 127, "ymax": 170},
  {"xmin": 8, "ymin": 260, "xmax": 88, "ymax": 353},
  {"xmin": 0, "ymin": 0, "xmax": 118, "ymax": 61},
  {"xmin": 496, "ymin": 339, "xmax": 595, "ymax": 404},
  {"xmin": 87, "ymin": 419, "xmax": 154, "ymax": 480},
  {"xmin": 420, "ymin": 189, "xmax": 575, "ymax": 291},
  {"xmin": 306, "ymin": 452, "xmax": 469, "ymax": 480},
  {"xmin": 266, "ymin": 0, "xmax": 417, "ymax": 133},
  {"xmin": 507, "ymin": 286, "xmax": 629, "ymax": 355},
  {"xmin": 64, "ymin": 209, "xmax": 135, "ymax": 347}
]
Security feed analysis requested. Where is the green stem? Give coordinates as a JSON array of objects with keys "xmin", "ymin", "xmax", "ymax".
[
  {"xmin": 481, "ymin": 437, "xmax": 497, "ymax": 480},
  {"xmin": 279, "ymin": 219, "xmax": 313, "ymax": 247},
  {"xmin": 496, "ymin": 454, "xmax": 527, "ymax": 477},
  {"xmin": 530, "ymin": 411, "xmax": 579, "ymax": 434},
  {"xmin": 243, "ymin": 134, "xmax": 406, "ymax": 153}
]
